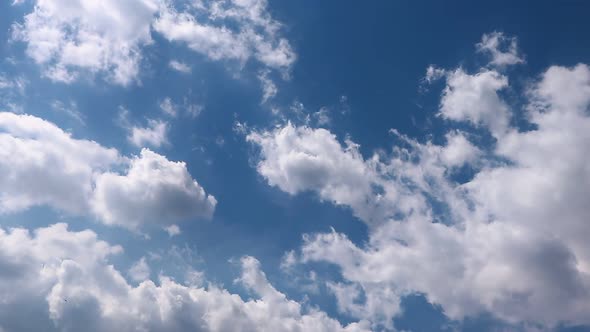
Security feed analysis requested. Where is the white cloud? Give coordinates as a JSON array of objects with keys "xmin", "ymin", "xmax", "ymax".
[
  {"xmin": 247, "ymin": 122, "xmax": 476, "ymax": 228},
  {"xmin": 0, "ymin": 223, "xmax": 369, "ymax": 332},
  {"xmin": 164, "ymin": 224, "xmax": 181, "ymax": 237},
  {"xmin": 128, "ymin": 119, "xmax": 169, "ymax": 148},
  {"xmin": 440, "ymin": 131, "xmax": 481, "ymax": 168},
  {"xmin": 280, "ymin": 250, "xmax": 297, "ymax": 272},
  {"xmin": 466, "ymin": 63, "xmax": 590, "ymax": 272},
  {"xmin": 258, "ymin": 69, "xmax": 278, "ymax": 103},
  {"xmin": 440, "ymin": 68, "xmax": 511, "ymax": 137},
  {"xmin": 423, "ymin": 65, "xmax": 446, "ymax": 84},
  {"xmin": 159, "ymin": 97, "xmax": 177, "ymax": 117},
  {"xmin": 12, "ymin": 0, "xmax": 159, "ymax": 85},
  {"xmin": 128, "ymin": 257, "xmax": 150, "ymax": 282},
  {"xmin": 0, "ymin": 112, "xmax": 215, "ymax": 231},
  {"xmin": 249, "ymin": 61, "xmax": 590, "ymax": 329},
  {"xmin": 476, "ymin": 31, "xmax": 524, "ymax": 67},
  {"xmin": 312, "ymin": 107, "xmax": 331, "ymax": 126},
  {"xmin": 159, "ymin": 97, "xmax": 204, "ymax": 118},
  {"xmin": 530, "ymin": 63, "xmax": 590, "ymax": 113},
  {"xmin": 153, "ymin": 0, "xmax": 296, "ymax": 72},
  {"xmin": 13, "ymin": 0, "xmax": 295, "ymax": 85},
  {"xmin": 247, "ymin": 123, "xmax": 397, "ymax": 225},
  {"xmin": 92, "ymin": 149, "xmax": 217, "ymax": 229},
  {"xmin": 169, "ymin": 60, "xmax": 192, "ymax": 74},
  {"xmin": 0, "ymin": 112, "xmax": 119, "ymax": 214}
]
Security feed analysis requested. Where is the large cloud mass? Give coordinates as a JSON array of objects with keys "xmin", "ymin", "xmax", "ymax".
[
  {"xmin": 0, "ymin": 223, "xmax": 368, "ymax": 332},
  {"xmin": 250, "ymin": 62, "xmax": 590, "ymax": 328}
]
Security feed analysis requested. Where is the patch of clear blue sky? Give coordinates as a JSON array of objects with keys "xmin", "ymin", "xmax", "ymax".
[{"xmin": 1, "ymin": 1, "xmax": 590, "ymax": 330}]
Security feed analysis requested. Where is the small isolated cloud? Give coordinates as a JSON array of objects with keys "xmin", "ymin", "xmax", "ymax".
[
  {"xmin": 423, "ymin": 65, "xmax": 446, "ymax": 84},
  {"xmin": 476, "ymin": 31, "xmax": 524, "ymax": 67},
  {"xmin": 311, "ymin": 107, "xmax": 331, "ymax": 126},
  {"xmin": 164, "ymin": 224, "xmax": 181, "ymax": 237},
  {"xmin": 215, "ymin": 136, "xmax": 225, "ymax": 147},
  {"xmin": 159, "ymin": 97, "xmax": 177, "ymax": 117},
  {"xmin": 169, "ymin": 60, "xmax": 191, "ymax": 74},
  {"xmin": 128, "ymin": 119, "xmax": 169, "ymax": 148}
]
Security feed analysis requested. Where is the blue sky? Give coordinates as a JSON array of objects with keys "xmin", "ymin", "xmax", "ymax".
[{"xmin": 1, "ymin": 1, "xmax": 590, "ymax": 331}]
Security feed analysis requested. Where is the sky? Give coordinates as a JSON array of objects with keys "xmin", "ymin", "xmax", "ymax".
[{"xmin": 0, "ymin": 1, "xmax": 590, "ymax": 331}]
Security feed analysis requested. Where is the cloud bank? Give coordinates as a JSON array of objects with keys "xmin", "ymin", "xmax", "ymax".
[
  {"xmin": 249, "ymin": 39, "xmax": 590, "ymax": 329},
  {"xmin": 0, "ymin": 223, "xmax": 368, "ymax": 332}
]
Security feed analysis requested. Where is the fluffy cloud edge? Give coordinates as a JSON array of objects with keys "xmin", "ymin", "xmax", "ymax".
[
  {"xmin": 0, "ymin": 111, "xmax": 216, "ymax": 231},
  {"xmin": 0, "ymin": 222, "xmax": 370, "ymax": 332}
]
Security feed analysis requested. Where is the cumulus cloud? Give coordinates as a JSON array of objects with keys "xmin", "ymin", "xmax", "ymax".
[
  {"xmin": 92, "ymin": 149, "xmax": 217, "ymax": 229},
  {"xmin": 12, "ymin": 0, "xmax": 159, "ymax": 85},
  {"xmin": 476, "ymin": 31, "xmax": 524, "ymax": 67},
  {"xmin": 440, "ymin": 68, "xmax": 511, "ymax": 137},
  {"xmin": 0, "ymin": 112, "xmax": 119, "ymax": 214},
  {"xmin": 247, "ymin": 122, "xmax": 478, "ymax": 227},
  {"xmin": 0, "ymin": 223, "xmax": 369, "ymax": 332},
  {"xmin": 247, "ymin": 123, "xmax": 395, "ymax": 225},
  {"xmin": 153, "ymin": 0, "xmax": 296, "ymax": 72},
  {"xmin": 12, "ymin": 0, "xmax": 295, "ymax": 85},
  {"xmin": 0, "ymin": 112, "xmax": 215, "ymax": 230},
  {"xmin": 249, "ymin": 61, "xmax": 590, "ymax": 328}
]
